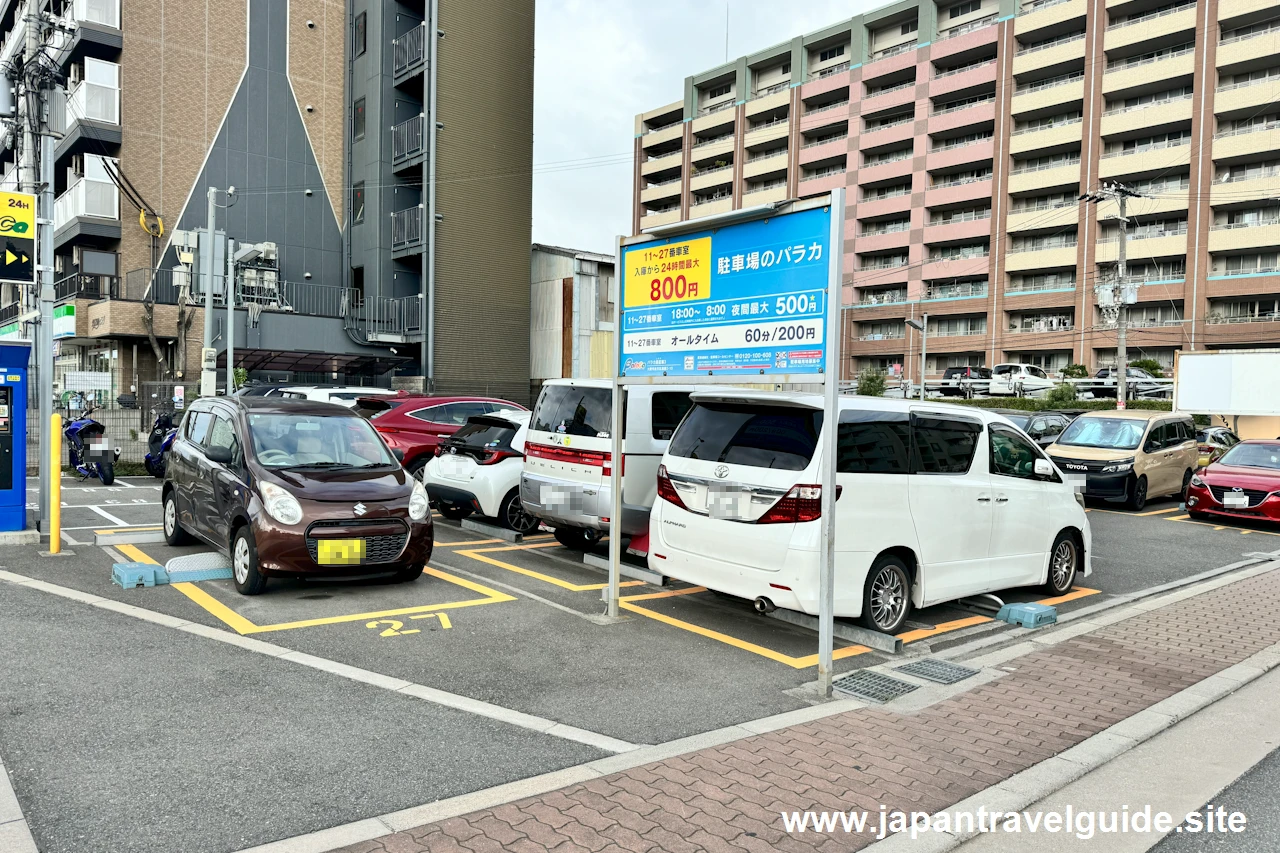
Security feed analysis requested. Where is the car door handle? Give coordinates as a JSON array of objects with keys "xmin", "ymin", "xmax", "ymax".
[
  {"xmin": 976, "ymin": 495, "xmax": 991, "ymax": 502},
  {"xmin": 995, "ymin": 495, "xmax": 1009, "ymax": 503}
]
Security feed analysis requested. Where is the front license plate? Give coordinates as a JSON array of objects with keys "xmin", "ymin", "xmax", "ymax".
[
  {"xmin": 1224, "ymin": 494, "xmax": 1248, "ymax": 509},
  {"xmin": 317, "ymin": 539, "xmax": 366, "ymax": 565}
]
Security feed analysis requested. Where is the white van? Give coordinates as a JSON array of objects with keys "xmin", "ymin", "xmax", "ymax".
[
  {"xmin": 650, "ymin": 390, "xmax": 1090, "ymax": 633},
  {"xmin": 520, "ymin": 378, "xmax": 697, "ymax": 550}
]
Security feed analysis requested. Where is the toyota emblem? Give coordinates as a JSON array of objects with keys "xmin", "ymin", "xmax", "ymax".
[
  {"xmin": 449, "ymin": 446, "xmax": 457, "ymax": 455},
  {"xmin": 353, "ymin": 502, "xmax": 368, "ymax": 516},
  {"xmin": 714, "ymin": 465, "xmax": 729, "ymax": 479}
]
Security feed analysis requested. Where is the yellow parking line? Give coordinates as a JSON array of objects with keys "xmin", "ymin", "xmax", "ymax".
[
  {"xmin": 1136, "ymin": 507, "xmax": 1181, "ymax": 516},
  {"xmin": 896, "ymin": 615, "xmax": 991, "ymax": 643},
  {"xmin": 116, "ymin": 543, "xmax": 514, "ymax": 635},
  {"xmin": 435, "ymin": 534, "xmax": 554, "ymax": 549},
  {"xmin": 1168, "ymin": 515, "xmax": 1280, "ymax": 536},
  {"xmin": 1168, "ymin": 514, "xmax": 1191, "ymax": 520},
  {"xmin": 456, "ymin": 548, "xmax": 645, "ymax": 592},
  {"xmin": 1037, "ymin": 586, "xmax": 1101, "ymax": 607}
]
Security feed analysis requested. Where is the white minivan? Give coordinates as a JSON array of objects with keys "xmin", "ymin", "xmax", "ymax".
[
  {"xmin": 987, "ymin": 364, "xmax": 1056, "ymax": 396},
  {"xmin": 520, "ymin": 378, "xmax": 697, "ymax": 550},
  {"xmin": 650, "ymin": 390, "xmax": 1091, "ymax": 633}
]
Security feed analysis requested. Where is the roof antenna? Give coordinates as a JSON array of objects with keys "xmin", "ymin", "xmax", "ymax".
[{"xmin": 724, "ymin": 2, "xmax": 729, "ymax": 62}]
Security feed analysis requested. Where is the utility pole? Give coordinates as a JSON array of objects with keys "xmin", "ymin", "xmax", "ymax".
[
  {"xmin": 202, "ymin": 187, "xmax": 217, "ymax": 352},
  {"xmin": 226, "ymin": 239, "xmax": 235, "ymax": 395},
  {"xmin": 1081, "ymin": 183, "xmax": 1142, "ymax": 410},
  {"xmin": 906, "ymin": 313, "xmax": 928, "ymax": 400}
]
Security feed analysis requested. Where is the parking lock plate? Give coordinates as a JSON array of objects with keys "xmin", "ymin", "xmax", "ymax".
[
  {"xmin": 896, "ymin": 659, "xmax": 980, "ymax": 685},
  {"xmin": 831, "ymin": 670, "xmax": 918, "ymax": 703}
]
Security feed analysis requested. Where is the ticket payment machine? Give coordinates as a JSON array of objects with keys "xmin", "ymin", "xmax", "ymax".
[{"xmin": 0, "ymin": 341, "xmax": 30, "ymax": 531}]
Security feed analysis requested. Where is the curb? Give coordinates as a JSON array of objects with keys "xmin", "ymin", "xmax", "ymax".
[{"xmin": 0, "ymin": 748, "xmax": 38, "ymax": 853}]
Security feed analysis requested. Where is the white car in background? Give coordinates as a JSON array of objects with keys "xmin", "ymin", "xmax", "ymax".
[
  {"xmin": 649, "ymin": 390, "xmax": 1090, "ymax": 633},
  {"xmin": 987, "ymin": 363, "xmax": 1056, "ymax": 396},
  {"xmin": 422, "ymin": 409, "xmax": 537, "ymax": 532},
  {"xmin": 274, "ymin": 386, "xmax": 399, "ymax": 408}
]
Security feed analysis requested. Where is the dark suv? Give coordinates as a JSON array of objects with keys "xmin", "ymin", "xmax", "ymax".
[
  {"xmin": 938, "ymin": 366, "xmax": 992, "ymax": 397},
  {"xmin": 162, "ymin": 397, "xmax": 433, "ymax": 595}
]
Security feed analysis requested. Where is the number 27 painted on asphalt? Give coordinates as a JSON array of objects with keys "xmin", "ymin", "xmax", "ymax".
[{"xmin": 366, "ymin": 613, "xmax": 452, "ymax": 637}]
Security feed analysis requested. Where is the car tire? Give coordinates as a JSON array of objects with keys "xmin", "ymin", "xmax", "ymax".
[
  {"xmin": 1178, "ymin": 469, "xmax": 1193, "ymax": 499},
  {"xmin": 554, "ymin": 526, "xmax": 603, "ymax": 551},
  {"xmin": 499, "ymin": 489, "xmax": 538, "ymax": 534},
  {"xmin": 1043, "ymin": 531, "xmax": 1079, "ymax": 596},
  {"xmin": 392, "ymin": 564, "xmax": 425, "ymax": 583},
  {"xmin": 407, "ymin": 458, "xmax": 427, "ymax": 482},
  {"xmin": 1189, "ymin": 509, "xmax": 1211, "ymax": 522},
  {"xmin": 162, "ymin": 491, "xmax": 190, "ymax": 546},
  {"xmin": 438, "ymin": 502, "xmax": 473, "ymax": 521},
  {"xmin": 1126, "ymin": 475, "xmax": 1148, "ymax": 511},
  {"xmin": 232, "ymin": 526, "xmax": 267, "ymax": 596},
  {"xmin": 860, "ymin": 555, "xmax": 912, "ymax": 635}
]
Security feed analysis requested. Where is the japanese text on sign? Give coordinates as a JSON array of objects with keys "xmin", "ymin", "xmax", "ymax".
[{"xmin": 623, "ymin": 236, "xmax": 712, "ymax": 308}]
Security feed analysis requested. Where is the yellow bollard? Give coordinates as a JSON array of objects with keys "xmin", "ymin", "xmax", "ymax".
[{"xmin": 50, "ymin": 414, "xmax": 61, "ymax": 554}]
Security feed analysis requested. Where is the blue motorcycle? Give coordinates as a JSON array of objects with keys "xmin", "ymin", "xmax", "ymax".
[
  {"xmin": 64, "ymin": 397, "xmax": 118, "ymax": 485},
  {"xmin": 144, "ymin": 407, "xmax": 177, "ymax": 479}
]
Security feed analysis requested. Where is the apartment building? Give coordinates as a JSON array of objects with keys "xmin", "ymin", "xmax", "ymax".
[
  {"xmin": 633, "ymin": 0, "xmax": 1280, "ymax": 382},
  {"xmin": 0, "ymin": 0, "xmax": 532, "ymax": 405}
]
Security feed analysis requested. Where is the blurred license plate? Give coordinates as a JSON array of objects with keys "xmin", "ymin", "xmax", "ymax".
[
  {"xmin": 1224, "ymin": 493, "xmax": 1248, "ymax": 508},
  {"xmin": 317, "ymin": 539, "xmax": 365, "ymax": 565},
  {"xmin": 708, "ymin": 489, "xmax": 750, "ymax": 519},
  {"xmin": 440, "ymin": 455, "xmax": 466, "ymax": 477}
]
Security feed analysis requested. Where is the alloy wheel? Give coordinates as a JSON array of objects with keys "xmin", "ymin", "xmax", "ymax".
[
  {"xmin": 870, "ymin": 567, "xmax": 907, "ymax": 631},
  {"xmin": 1051, "ymin": 539, "xmax": 1076, "ymax": 591},
  {"xmin": 164, "ymin": 499, "xmax": 176, "ymax": 537},
  {"xmin": 233, "ymin": 536, "xmax": 251, "ymax": 585}
]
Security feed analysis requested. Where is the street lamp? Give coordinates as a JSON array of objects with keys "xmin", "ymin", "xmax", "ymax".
[{"xmin": 905, "ymin": 313, "xmax": 929, "ymax": 401}]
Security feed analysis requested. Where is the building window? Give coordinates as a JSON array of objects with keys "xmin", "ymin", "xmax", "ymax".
[
  {"xmin": 781, "ymin": 63, "xmax": 791, "ymax": 74},
  {"xmin": 353, "ymin": 12, "xmax": 367, "ymax": 58},
  {"xmin": 950, "ymin": 0, "xmax": 981, "ymax": 18},
  {"xmin": 352, "ymin": 181, "xmax": 365, "ymax": 223},
  {"xmin": 901, "ymin": 20, "xmax": 919, "ymax": 35},
  {"xmin": 708, "ymin": 83, "xmax": 730, "ymax": 99},
  {"xmin": 819, "ymin": 44, "xmax": 845, "ymax": 62},
  {"xmin": 353, "ymin": 98, "xmax": 366, "ymax": 140}
]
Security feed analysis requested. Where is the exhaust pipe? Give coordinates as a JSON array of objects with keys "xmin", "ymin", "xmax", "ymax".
[{"xmin": 753, "ymin": 596, "xmax": 776, "ymax": 614}]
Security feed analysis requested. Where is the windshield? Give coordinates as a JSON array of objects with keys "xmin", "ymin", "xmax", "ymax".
[
  {"xmin": 448, "ymin": 419, "xmax": 518, "ymax": 448},
  {"xmin": 1000, "ymin": 414, "xmax": 1030, "ymax": 429},
  {"xmin": 1057, "ymin": 417, "xmax": 1146, "ymax": 451},
  {"xmin": 532, "ymin": 385, "xmax": 612, "ymax": 437},
  {"xmin": 1218, "ymin": 443, "xmax": 1280, "ymax": 470},
  {"xmin": 667, "ymin": 403, "xmax": 822, "ymax": 471},
  {"xmin": 247, "ymin": 413, "xmax": 397, "ymax": 469}
]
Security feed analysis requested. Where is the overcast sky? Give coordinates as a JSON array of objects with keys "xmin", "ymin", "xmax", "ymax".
[{"xmin": 531, "ymin": 0, "xmax": 880, "ymax": 254}]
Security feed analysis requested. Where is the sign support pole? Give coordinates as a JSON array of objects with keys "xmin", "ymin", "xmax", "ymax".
[
  {"xmin": 37, "ymin": 136, "xmax": 54, "ymax": 533},
  {"xmin": 817, "ymin": 187, "xmax": 845, "ymax": 698},
  {"xmin": 607, "ymin": 234, "xmax": 624, "ymax": 618}
]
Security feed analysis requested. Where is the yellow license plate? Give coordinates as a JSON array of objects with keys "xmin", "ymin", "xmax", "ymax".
[{"xmin": 316, "ymin": 539, "xmax": 366, "ymax": 565}]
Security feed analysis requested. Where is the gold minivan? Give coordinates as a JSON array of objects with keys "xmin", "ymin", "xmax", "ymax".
[{"xmin": 1046, "ymin": 411, "xmax": 1199, "ymax": 511}]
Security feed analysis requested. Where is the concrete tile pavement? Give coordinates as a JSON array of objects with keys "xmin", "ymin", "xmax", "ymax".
[{"xmin": 327, "ymin": 571, "xmax": 1280, "ymax": 853}]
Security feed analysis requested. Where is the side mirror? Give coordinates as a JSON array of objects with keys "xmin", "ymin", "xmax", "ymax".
[
  {"xmin": 1033, "ymin": 458, "xmax": 1055, "ymax": 479},
  {"xmin": 205, "ymin": 446, "xmax": 234, "ymax": 465},
  {"xmin": 392, "ymin": 448, "xmax": 405, "ymax": 463},
  {"xmin": 1144, "ymin": 440, "xmax": 1158, "ymax": 453}
]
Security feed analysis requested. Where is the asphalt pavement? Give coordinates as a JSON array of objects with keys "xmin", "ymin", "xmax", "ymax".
[{"xmin": 1153, "ymin": 747, "xmax": 1280, "ymax": 852}]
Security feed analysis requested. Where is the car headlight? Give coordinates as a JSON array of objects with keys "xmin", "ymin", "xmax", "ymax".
[
  {"xmin": 1100, "ymin": 459, "xmax": 1134, "ymax": 473},
  {"xmin": 1074, "ymin": 491, "xmax": 1086, "ymax": 509},
  {"xmin": 1190, "ymin": 474, "xmax": 1204, "ymax": 487},
  {"xmin": 409, "ymin": 478, "xmax": 430, "ymax": 521},
  {"xmin": 259, "ymin": 482, "xmax": 303, "ymax": 526}
]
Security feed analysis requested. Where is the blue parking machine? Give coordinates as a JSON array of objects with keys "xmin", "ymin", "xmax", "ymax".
[{"xmin": 0, "ymin": 341, "xmax": 30, "ymax": 531}]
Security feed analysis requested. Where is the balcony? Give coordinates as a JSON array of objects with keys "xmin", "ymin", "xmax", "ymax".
[
  {"xmin": 642, "ymin": 121, "xmax": 683, "ymax": 147},
  {"xmin": 55, "ymin": 272, "xmax": 118, "ymax": 302},
  {"xmin": 744, "ymin": 117, "xmax": 789, "ymax": 147},
  {"xmin": 1213, "ymin": 120, "xmax": 1280, "ymax": 162},
  {"xmin": 1099, "ymin": 142, "xmax": 1189, "ymax": 179},
  {"xmin": 1217, "ymin": 73, "xmax": 1280, "ymax": 114},
  {"xmin": 871, "ymin": 42, "xmax": 916, "ymax": 61},
  {"xmin": 1095, "ymin": 231, "xmax": 1186, "ymax": 264},
  {"xmin": 72, "ymin": 0, "xmax": 121, "ymax": 28},
  {"xmin": 1009, "ymin": 117, "xmax": 1083, "ymax": 156},
  {"xmin": 1212, "ymin": 166, "xmax": 1280, "ymax": 206},
  {"xmin": 1217, "ymin": 18, "xmax": 1280, "ymax": 69},
  {"xmin": 1106, "ymin": 5, "xmax": 1196, "ymax": 52},
  {"xmin": 1005, "ymin": 243, "xmax": 1078, "ymax": 272},
  {"xmin": 392, "ymin": 23, "xmax": 426, "ymax": 78},
  {"xmin": 54, "ymin": 176, "xmax": 118, "ymax": 232},
  {"xmin": 1011, "ymin": 72, "xmax": 1084, "ymax": 115},
  {"xmin": 745, "ymin": 89, "xmax": 789, "ymax": 118},
  {"xmin": 811, "ymin": 61, "xmax": 851, "ymax": 81},
  {"xmin": 1016, "ymin": 0, "xmax": 1086, "ymax": 37},
  {"xmin": 391, "ymin": 115, "xmax": 424, "ymax": 164},
  {"xmin": 640, "ymin": 178, "xmax": 681, "ymax": 204},
  {"xmin": 939, "ymin": 15, "xmax": 998, "ymax": 42},
  {"xmin": 391, "ymin": 206, "xmax": 423, "ymax": 251},
  {"xmin": 698, "ymin": 100, "xmax": 735, "ymax": 117},
  {"xmin": 1006, "ymin": 278, "xmax": 1076, "ymax": 296},
  {"xmin": 1007, "ymin": 204, "xmax": 1078, "ymax": 232},
  {"xmin": 1013, "ymin": 33, "xmax": 1086, "ymax": 77},
  {"xmin": 852, "ymin": 290, "xmax": 909, "ymax": 307},
  {"xmin": 641, "ymin": 150, "xmax": 682, "ymax": 177},
  {"xmin": 1099, "ymin": 95, "xmax": 1192, "ymax": 138},
  {"xmin": 1008, "ymin": 157, "xmax": 1081, "ymax": 194},
  {"xmin": 1209, "ymin": 220, "xmax": 1280, "ymax": 253},
  {"xmin": 858, "ymin": 330, "xmax": 907, "ymax": 341},
  {"xmin": 1102, "ymin": 44, "xmax": 1194, "ymax": 95},
  {"xmin": 925, "ymin": 281, "xmax": 988, "ymax": 301}
]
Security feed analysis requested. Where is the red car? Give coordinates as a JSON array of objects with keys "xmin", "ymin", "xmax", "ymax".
[
  {"xmin": 356, "ymin": 393, "xmax": 525, "ymax": 478},
  {"xmin": 1186, "ymin": 440, "xmax": 1280, "ymax": 524}
]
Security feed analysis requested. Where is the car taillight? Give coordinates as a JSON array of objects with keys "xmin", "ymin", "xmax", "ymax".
[
  {"xmin": 479, "ymin": 449, "xmax": 518, "ymax": 465},
  {"xmin": 603, "ymin": 454, "xmax": 624, "ymax": 477},
  {"xmin": 656, "ymin": 464, "xmax": 687, "ymax": 509},
  {"xmin": 756, "ymin": 485, "xmax": 825, "ymax": 524},
  {"xmin": 434, "ymin": 445, "xmax": 444, "ymax": 457},
  {"xmin": 526, "ymin": 443, "xmax": 610, "ymax": 470}
]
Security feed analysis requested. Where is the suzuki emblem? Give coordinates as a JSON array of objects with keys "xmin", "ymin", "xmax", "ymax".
[
  {"xmin": 353, "ymin": 502, "xmax": 368, "ymax": 516},
  {"xmin": 1232, "ymin": 486, "xmax": 1243, "ymax": 492},
  {"xmin": 714, "ymin": 465, "xmax": 729, "ymax": 479}
]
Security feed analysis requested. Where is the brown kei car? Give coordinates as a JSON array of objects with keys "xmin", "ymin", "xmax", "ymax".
[{"xmin": 162, "ymin": 397, "xmax": 433, "ymax": 595}]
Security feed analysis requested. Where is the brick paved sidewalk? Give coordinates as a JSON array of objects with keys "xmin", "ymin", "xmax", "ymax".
[{"xmin": 335, "ymin": 572, "xmax": 1280, "ymax": 853}]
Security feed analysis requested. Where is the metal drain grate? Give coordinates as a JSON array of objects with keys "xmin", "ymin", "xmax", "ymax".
[
  {"xmin": 896, "ymin": 659, "xmax": 980, "ymax": 685},
  {"xmin": 831, "ymin": 670, "xmax": 918, "ymax": 703}
]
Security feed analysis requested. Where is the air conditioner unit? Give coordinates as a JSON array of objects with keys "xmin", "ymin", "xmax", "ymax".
[
  {"xmin": 69, "ymin": 64, "xmax": 82, "ymax": 85},
  {"xmin": 70, "ymin": 153, "xmax": 84, "ymax": 177}
]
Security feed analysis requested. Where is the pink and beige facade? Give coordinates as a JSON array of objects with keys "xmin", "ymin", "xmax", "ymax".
[{"xmin": 633, "ymin": 0, "xmax": 1280, "ymax": 382}]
